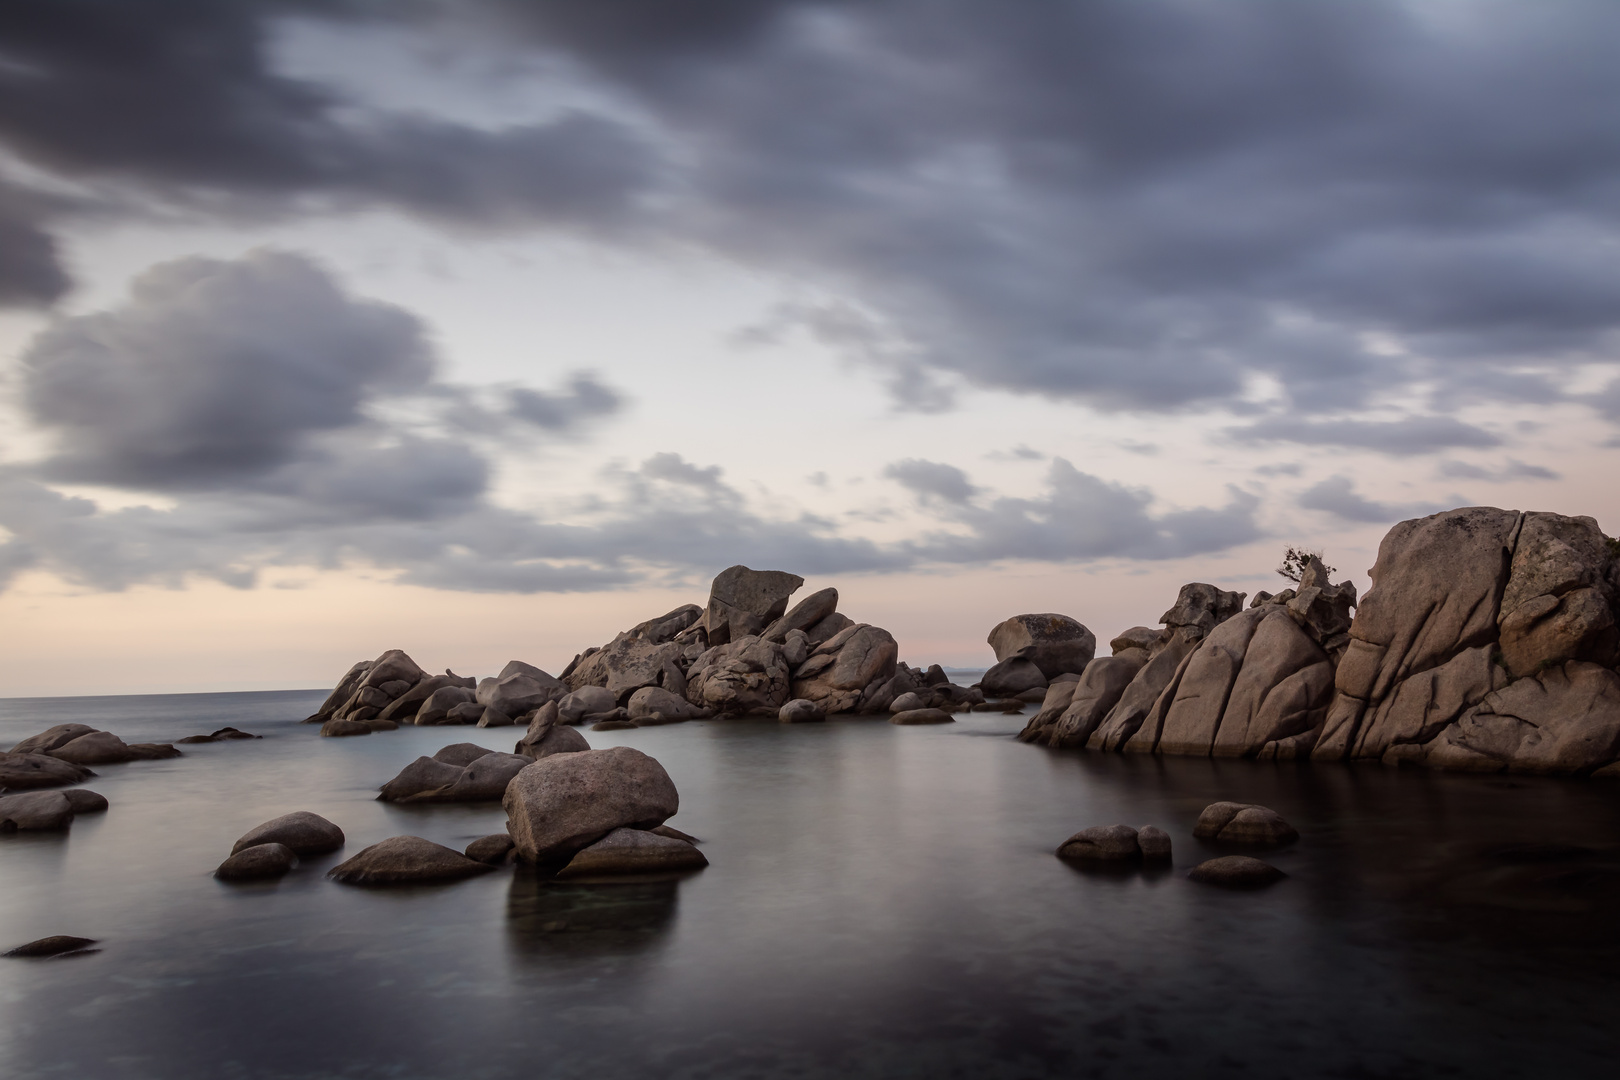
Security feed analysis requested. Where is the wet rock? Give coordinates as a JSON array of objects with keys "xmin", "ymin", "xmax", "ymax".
[
  {"xmin": 61, "ymin": 790, "xmax": 108, "ymax": 814},
  {"xmin": 5, "ymin": 935, "xmax": 98, "ymax": 958},
  {"xmin": 779, "ymin": 698, "xmax": 825, "ymax": 723},
  {"xmin": 0, "ymin": 753, "xmax": 92, "ymax": 790},
  {"xmin": 215, "ymin": 843, "xmax": 297, "ymax": 882},
  {"xmin": 502, "ymin": 746, "xmax": 679, "ymax": 864},
  {"xmin": 700, "ymin": 565, "xmax": 805, "ymax": 646},
  {"xmin": 1188, "ymin": 856, "xmax": 1285, "ymax": 888},
  {"xmin": 465, "ymin": 833, "xmax": 516, "ymax": 864},
  {"xmin": 328, "ymin": 836, "xmax": 496, "ymax": 886},
  {"xmin": 232, "ymin": 811, "xmax": 345, "ymax": 856},
  {"xmin": 320, "ymin": 719, "xmax": 372, "ymax": 737},
  {"xmin": 889, "ymin": 691, "xmax": 926, "ymax": 713},
  {"xmin": 10, "ymin": 724, "xmax": 97, "ymax": 755},
  {"xmin": 0, "ymin": 791, "xmax": 74, "ymax": 831},
  {"xmin": 558, "ymin": 686, "xmax": 616, "ymax": 725},
  {"xmin": 987, "ymin": 613, "xmax": 1097, "ymax": 680},
  {"xmin": 1193, "ymin": 802, "xmax": 1298, "ymax": 845},
  {"xmin": 1056, "ymin": 824, "xmax": 1140, "ymax": 861},
  {"xmin": 980, "ymin": 656, "xmax": 1047, "ymax": 699},
  {"xmin": 555, "ymin": 827, "xmax": 709, "ymax": 879},
  {"xmin": 890, "ymin": 708, "xmax": 953, "ymax": 725},
  {"xmin": 48, "ymin": 731, "xmax": 137, "ymax": 765},
  {"xmin": 1138, "ymin": 825, "xmax": 1172, "ymax": 861}
]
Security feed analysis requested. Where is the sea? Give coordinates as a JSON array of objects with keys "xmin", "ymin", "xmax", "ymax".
[{"xmin": 2, "ymin": 688, "xmax": 1618, "ymax": 1079}]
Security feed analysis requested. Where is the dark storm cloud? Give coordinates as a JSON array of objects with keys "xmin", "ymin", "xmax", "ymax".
[
  {"xmin": 5, "ymin": 0, "xmax": 1620, "ymax": 430},
  {"xmin": 1298, "ymin": 476, "xmax": 1457, "ymax": 525},
  {"xmin": 0, "ymin": 183, "xmax": 71, "ymax": 305},
  {"xmin": 1229, "ymin": 415, "xmax": 1502, "ymax": 455}
]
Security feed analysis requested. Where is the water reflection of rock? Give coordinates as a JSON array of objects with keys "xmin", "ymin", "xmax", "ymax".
[{"xmin": 505, "ymin": 869, "xmax": 680, "ymax": 957}]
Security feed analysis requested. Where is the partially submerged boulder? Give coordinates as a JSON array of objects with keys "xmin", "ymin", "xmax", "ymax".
[
  {"xmin": 9, "ymin": 724, "xmax": 96, "ymax": 755},
  {"xmin": 628, "ymin": 686, "xmax": 707, "ymax": 723},
  {"xmin": 890, "ymin": 708, "xmax": 953, "ymax": 725},
  {"xmin": 215, "ymin": 843, "xmax": 297, "ymax": 882},
  {"xmin": 558, "ymin": 687, "xmax": 616, "ymax": 725},
  {"xmin": 1193, "ymin": 802, "xmax": 1298, "ymax": 846},
  {"xmin": 1188, "ymin": 856, "xmax": 1285, "ymax": 888},
  {"xmin": 980, "ymin": 656, "xmax": 1047, "ymax": 699},
  {"xmin": 779, "ymin": 698, "xmax": 825, "ymax": 723},
  {"xmin": 502, "ymin": 747, "xmax": 679, "ymax": 864},
  {"xmin": 0, "ymin": 753, "xmax": 92, "ymax": 790},
  {"xmin": 61, "ymin": 789, "xmax": 107, "ymax": 814},
  {"xmin": 1056, "ymin": 825, "xmax": 1140, "ymax": 861},
  {"xmin": 231, "ymin": 811, "xmax": 345, "ymax": 857},
  {"xmin": 465, "ymin": 833, "xmax": 516, "ymax": 865},
  {"xmin": 555, "ymin": 827, "xmax": 709, "ymax": 879},
  {"xmin": 0, "ymin": 791, "xmax": 75, "ymax": 831},
  {"xmin": 4, "ymin": 935, "xmax": 97, "ymax": 958},
  {"xmin": 328, "ymin": 836, "xmax": 495, "ymax": 886},
  {"xmin": 47, "ymin": 730, "xmax": 180, "ymax": 765}
]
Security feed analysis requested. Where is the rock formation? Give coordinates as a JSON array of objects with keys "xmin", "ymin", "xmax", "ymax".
[
  {"xmin": 502, "ymin": 746, "xmax": 679, "ymax": 864},
  {"xmin": 987, "ymin": 613, "xmax": 1097, "ymax": 681},
  {"xmin": 305, "ymin": 650, "xmax": 482, "ymax": 729},
  {"xmin": 7, "ymin": 724, "xmax": 178, "ymax": 765}
]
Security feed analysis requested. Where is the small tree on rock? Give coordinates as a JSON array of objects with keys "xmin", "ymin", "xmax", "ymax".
[{"xmin": 1277, "ymin": 547, "xmax": 1334, "ymax": 583}]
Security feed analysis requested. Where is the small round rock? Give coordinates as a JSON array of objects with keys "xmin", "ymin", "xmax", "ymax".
[
  {"xmin": 1188, "ymin": 856, "xmax": 1286, "ymax": 888},
  {"xmin": 215, "ymin": 843, "xmax": 297, "ymax": 882},
  {"xmin": 1137, "ymin": 825, "xmax": 1172, "ymax": 861},
  {"xmin": 465, "ymin": 833, "xmax": 516, "ymax": 865}
]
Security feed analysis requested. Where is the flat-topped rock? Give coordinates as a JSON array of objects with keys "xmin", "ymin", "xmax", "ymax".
[
  {"xmin": 555, "ymin": 827, "xmax": 709, "ymax": 879},
  {"xmin": 1188, "ymin": 856, "xmax": 1286, "ymax": 888}
]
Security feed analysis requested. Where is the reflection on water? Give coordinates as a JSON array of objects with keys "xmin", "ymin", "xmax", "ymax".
[
  {"xmin": 506, "ymin": 871, "xmax": 678, "ymax": 956},
  {"xmin": 2, "ymin": 690, "xmax": 1620, "ymax": 1078}
]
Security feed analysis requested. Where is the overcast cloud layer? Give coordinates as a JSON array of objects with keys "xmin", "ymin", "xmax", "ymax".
[{"xmin": 1, "ymin": 1, "xmax": 1617, "ymax": 595}]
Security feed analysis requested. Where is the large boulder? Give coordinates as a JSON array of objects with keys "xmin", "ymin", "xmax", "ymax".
[
  {"xmin": 327, "ymin": 836, "xmax": 495, "ymax": 886},
  {"xmin": 231, "ymin": 811, "xmax": 345, "ymax": 856},
  {"xmin": 564, "ymin": 636, "xmax": 684, "ymax": 701},
  {"xmin": 1414, "ymin": 661, "xmax": 1620, "ymax": 775},
  {"xmin": 414, "ymin": 685, "xmax": 477, "ymax": 726},
  {"xmin": 1043, "ymin": 653, "xmax": 1148, "ymax": 748},
  {"xmin": 502, "ymin": 747, "xmax": 679, "ymax": 864},
  {"xmin": 48, "ymin": 731, "xmax": 139, "ymax": 765},
  {"xmin": 357, "ymin": 649, "xmax": 427, "ymax": 691},
  {"xmin": 558, "ymin": 687, "xmax": 617, "ymax": 724},
  {"xmin": 0, "ymin": 753, "xmax": 93, "ymax": 790},
  {"xmin": 554, "ymin": 827, "xmax": 709, "ymax": 879},
  {"xmin": 980, "ymin": 656, "xmax": 1047, "ymax": 699},
  {"xmin": 762, "ymin": 588, "xmax": 839, "ymax": 644},
  {"xmin": 685, "ymin": 636, "xmax": 791, "ymax": 715},
  {"xmin": 9, "ymin": 724, "xmax": 97, "ymax": 755},
  {"xmin": 626, "ymin": 604, "xmax": 704, "ymax": 644},
  {"xmin": 0, "ymin": 791, "xmax": 75, "ymax": 831},
  {"xmin": 987, "ymin": 614, "xmax": 1096, "ymax": 681},
  {"xmin": 476, "ymin": 662, "xmax": 563, "ymax": 718},
  {"xmin": 627, "ymin": 686, "xmax": 707, "ymax": 722},
  {"xmin": 789, "ymin": 624, "xmax": 900, "ymax": 715},
  {"xmin": 700, "ymin": 565, "xmax": 805, "ymax": 646}
]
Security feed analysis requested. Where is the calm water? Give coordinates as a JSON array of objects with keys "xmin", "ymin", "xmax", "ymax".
[{"xmin": 2, "ymin": 690, "xmax": 1619, "ymax": 1079}]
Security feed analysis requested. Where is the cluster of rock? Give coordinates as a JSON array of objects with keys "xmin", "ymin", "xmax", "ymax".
[
  {"xmin": 214, "ymin": 810, "xmax": 347, "ymax": 882},
  {"xmin": 1, "ymin": 724, "xmax": 162, "ymax": 831},
  {"xmin": 7, "ymin": 723, "xmax": 179, "ymax": 765},
  {"xmin": 1056, "ymin": 801, "xmax": 1296, "ymax": 888},
  {"xmin": 1020, "ymin": 506, "xmax": 1620, "ymax": 777},
  {"xmin": 0, "ymin": 788, "xmax": 107, "ymax": 832}
]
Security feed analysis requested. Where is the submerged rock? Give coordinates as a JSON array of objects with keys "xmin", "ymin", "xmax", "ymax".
[
  {"xmin": 1188, "ymin": 856, "xmax": 1286, "ymax": 888},
  {"xmin": 232, "ymin": 811, "xmax": 345, "ymax": 857},
  {"xmin": 1193, "ymin": 802, "xmax": 1298, "ymax": 846},
  {"xmin": 555, "ymin": 827, "xmax": 709, "ymax": 879},
  {"xmin": 61, "ymin": 790, "xmax": 108, "ymax": 814},
  {"xmin": 4, "ymin": 935, "xmax": 98, "ymax": 958},
  {"xmin": 327, "ymin": 836, "xmax": 495, "ymax": 886},
  {"xmin": 1138, "ymin": 825, "xmax": 1173, "ymax": 861},
  {"xmin": 1056, "ymin": 824, "xmax": 1140, "ymax": 861},
  {"xmin": 502, "ymin": 746, "xmax": 679, "ymax": 864},
  {"xmin": 779, "ymin": 698, "xmax": 825, "ymax": 723},
  {"xmin": 215, "ymin": 843, "xmax": 297, "ymax": 882},
  {"xmin": 0, "ymin": 791, "xmax": 74, "ymax": 831},
  {"xmin": 0, "ymin": 753, "xmax": 92, "ymax": 790}
]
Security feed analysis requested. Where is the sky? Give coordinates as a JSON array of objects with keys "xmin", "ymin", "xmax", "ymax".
[{"xmin": 2, "ymin": 0, "xmax": 1619, "ymax": 696}]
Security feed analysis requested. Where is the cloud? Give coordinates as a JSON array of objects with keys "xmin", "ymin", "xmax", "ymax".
[
  {"xmin": 0, "ymin": 183, "xmax": 71, "ymax": 305},
  {"xmin": 1230, "ymin": 415, "xmax": 1501, "ymax": 455},
  {"xmin": 884, "ymin": 458, "xmax": 977, "ymax": 503},
  {"xmin": 1436, "ymin": 458, "xmax": 1559, "ymax": 482},
  {"xmin": 6, "ymin": 0, "xmax": 1620, "ymax": 424},
  {"xmin": 507, "ymin": 374, "xmax": 624, "ymax": 431},
  {"xmin": 1298, "ymin": 475, "xmax": 1459, "ymax": 525}
]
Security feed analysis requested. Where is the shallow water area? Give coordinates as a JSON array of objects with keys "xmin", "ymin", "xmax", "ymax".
[{"xmin": 2, "ymin": 690, "xmax": 1619, "ymax": 1079}]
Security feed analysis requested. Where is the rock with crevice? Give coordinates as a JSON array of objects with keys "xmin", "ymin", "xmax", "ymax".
[
  {"xmin": 789, "ymin": 624, "xmax": 899, "ymax": 716},
  {"xmin": 685, "ymin": 636, "xmax": 791, "ymax": 714},
  {"xmin": 1193, "ymin": 802, "xmax": 1297, "ymax": 846}
]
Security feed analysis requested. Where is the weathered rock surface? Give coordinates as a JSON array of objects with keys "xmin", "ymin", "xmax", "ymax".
[
  {"xmin": 380, "ymin": 753, "xmax": 529, "ymax": 803},
  {"xmin": 558, "ymin": 686, "xmax": 617, "ymax": 724},
  {"xmin": 0, "ymin": 753, "xmax": 92, "ymax": 790},
  {"xmin": 502, "ymin": 747, "xmax": 679, "ymax": 864},
  {"xmin": 890, "ymin": 691, "xmax": 926, "ymax": 713},
  {"xmin": 232, "ymin": 811, "xmax": 345, "ymax": 856},
  {"xmin": 1188, "ymin": 856, "xmax": 1285, "ymax": 888},
  {"xmin": 685, "ymin": 636, "xmax": 790, "ymax": 714},
  {"xmin": 701, "ymin": 565, "xmax": 805, "ymax": 646},
  {"xmin": 1161, "ymin": 584, "xmax": 1247, "ymax": 641},
  {"xmin": 465, "ymin": 833, "xmax": 515, "ymax": 864},
  {"xmin": 564, "ymin": 636, "xmax": 683, "ymax": 701},
  {"xmin": 1193, "ymin": 802, "xmax": 1297, "ymax": 846},
  {"xmin": 762, "ymin": 587, "xmax": 839, "ymax": 643},
  {"xmin": 1056, "ymin": 825, "xmax": 1140, "ymax": 861},
  {"xmin": 790, "ymin": 624, "xmax": 899, "ymax": 715},
  {"xmin": 980, "ymin": 656, "xmax": 1047, "ymax": 699},
  {"xmin": 215, "ymin": 843, "xmax": 297, "ymax": 882},
  {"xmin": 988, "ymin": 613, "xmax": 1096, "ymax": 680},
  {"xmin": 1087, "ymin": 630, "xmax": 1200, "ymax": 752},
  {"xmin": 514, "ymin": 706, "xmax": 592, "ymax": 760},
  {"xmin": 554, "ymin": 827, "xmax": 709, "ymax": 879},
  {"xmin": 0, "ymin": 791, "xmax": 74, "ymax": 831},
  {"xmin": 1038, "ymin": 654, "xmax": 1146, "ymax": 748},
  {"xmin": 477, "ymin": 663, "xmax": 563, "ymax": 719},
  {"xmin": 415, "ymin": 685, "xmax": 477, "ymax": 726},
  {"xmin": 627, "ymin": 686, "xmax": 706, "ymax": 722},
  {"xmin": 47, "ymin": 731, "xmax": 134, "ymax": 765},
  {"xmin": 779, "ymin": 698, "xmax": 825, "ymax": 723},
  {"xmin": 320, "ymin": 719, "xmax": 372, "ymax": 737},
  {"xmin": 328, "ymin": 836, "xmax": 495, "ymax": 886}
]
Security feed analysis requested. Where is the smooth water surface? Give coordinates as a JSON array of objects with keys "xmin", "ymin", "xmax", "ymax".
[{"xmin": 2, "ymin": 691, "xmax": 1619, "ymax": 1079}]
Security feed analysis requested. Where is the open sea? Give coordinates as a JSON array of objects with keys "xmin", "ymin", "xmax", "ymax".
[{"xmin": 2, "ymin": 688, "xmax": 1619, "ymax": 1079}]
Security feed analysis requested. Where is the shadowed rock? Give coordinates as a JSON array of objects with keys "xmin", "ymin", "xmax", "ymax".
[
  {"xmin": 890, "ymin": 708, "xmax": 953, "ymax": 725},
  {"xmin": 1138, "ymin": 825, "xmax": 1172, "ymax": 861},
  {"xmin": 0, "ymin": 791, "xmax": 74, "ymax": 831},
  {"xmin": 215, "ymin": 843, "xmax": 297, "ymax": 882},
  {"xmin": 466, "ymin": 833, "xmax": 516, "ymax": 864},
  {"xmin": 328, "ymin": 836, "xmax": 495, "ymax": 886},
  {"xmin": 232, "ymin": 811, "xmax": 345, "ymax": 856},
  {"xmin": 988, "ymin": 613, "xmax": 1096, "ymax": 680},
  {"xmin": 1188, "ymin": 856, "xmax": 1285, "ymax": 888},
  {"xmin": 5, "ymin": 935, "xmax": 97, "ymax": 958},
  {"xmin": 555, "ymin": 827, "xmax": 709, "ymax": 879},
  {"xmin": 0, "ymin": 753, "xmax": 92, "ymax": 790},
  {"xmin": 10, "ymin": 724, "xmax": 96, "ymax": 755},
  {"xmin": 779, "ymin": 698, "xmax": 825, "ymax": 723},
  {"xmin": 1056, "ymin": 824, "xmax": 1140, "ymax": 861},
  {"xmin": 61, "ymin": 790, "xmax": 107, "ymax": 814},
  {"xmin": 1193, "ymin": 802, "xmax": 1298, "ymax": 846}
]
